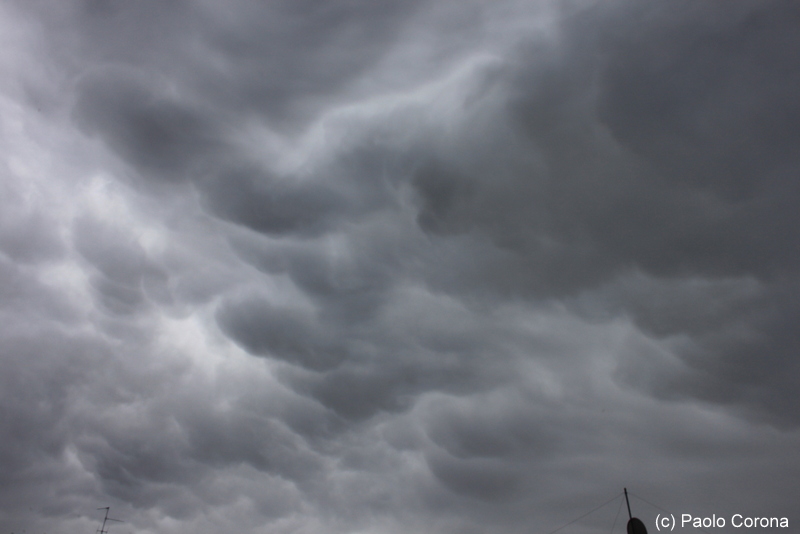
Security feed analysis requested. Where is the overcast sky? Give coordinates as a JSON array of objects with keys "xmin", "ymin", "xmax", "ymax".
[{"xmin": 1, "ymin": 1, "xmax": 799, "ymax": 533}]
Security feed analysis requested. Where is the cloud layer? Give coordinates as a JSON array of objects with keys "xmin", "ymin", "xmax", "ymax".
[{"xmin": 2, "ymin": 1, "xmax": 800, "ymax": 533}]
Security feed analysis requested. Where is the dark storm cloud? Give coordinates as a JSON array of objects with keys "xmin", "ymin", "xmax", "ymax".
[
  {"xmin": 73, "ymin": 69, "xmax": 224, "ymax": 182},
  {"xmin": 596, "ymin": 0, "xmax": 800, "ymax": 204},
  {"xmin": 192, "ymin": 0, "xmax": 425, "ymax": 125},
  {"xmin": 612, "ymin": 281, "xmax": 800, "ymax": 423},
  {"xmin": 412, "ymin": 159, "xmax": 477, "ymax": 235},
  {"xmin": 557, "ymin": 0, "xmax": 800, "ymax": 424},
  {"xmin": 61, "ymin": 0, "xmax": 425, "ymax": 129},
  {"xmin": 3, "ymin": 0, "xmax": 800, "ymax": 533},
  {"xmin": 425, "ymin": 448, "xmax": 521, "ymax": 502},
  {"xmin": 216, "ymin": 296, "xmax": 349, "ymax": 370},
  {"xmin": 226, "ymin": 224, "xmax": 402, "ymax": 325},
  {"xmin": 589, "ymin": 0, "xmax": 800, "ymax": 279},
  {"xmin": 198, "ymin": 167, "xmax": 349, "ymax": 236},
  {"xmin": 0, "ymin": 321, "xmax": 111, "ymax": 513},
  {"xmin": 219, "ymin": 280, "xmax": 518, "ymax": 421},
  {"xmin": 71, "ymin": 69, "xmax": 391, "ymax": 236},
  {"xmin": 388, "ymin": 0, "xmax": 800, "ymax": 289},
  {"xmin": 385, "ymin": 0, "xmax": 800, "ymax": 424}
]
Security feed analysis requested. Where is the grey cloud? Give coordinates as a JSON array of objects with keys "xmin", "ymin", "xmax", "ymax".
[
  {"xmin": 425, "ymin": 448, "xmax": 521, "ymax": 502},
  {"xmin": 73, "ymin": 74, "xmax": 394, "ymax": 238},
  {"xmin": 4, "ymin": 0, "xmax": 800, "ymax": 532},
  {"xmin": 198, "ymin": 167, "xmax": 347, "ymax": 236},
  {"xmin": 423, "ymin": 401, "xmax": 559, "ymax": 462},
  {"xmin": 276, "ymin": 336, "xmax": 512, "ymax": 423},
  {"xmin": 74, "ymin": 217, "xmax": 148, "ymax": 285},
  {"xmin": 73, "ymin": 70, "xmax": 223, "ymax": 182},
  {"xmin": 412, "ymin": 159, "xmax": 477, "ymax": 235},
  {"xmin": 584, "ymin": 0, "xmax": 800, "ymax": 279},
  {"xmin": 402, "ymin": 0, "xmax": 800, "ymax": 295},
  {"xmin": 216, "ymin": 296, "xmax": 348, "ymax": 371},
  {"xmin": 558, "ymin": 0, "xmax": 800, "ymax": 424},
  {"xmin": 219, "ymin": 280, "xmax": 521, "ymax": 422},
  {"xmin": 0, "ymin": 171, "xmax": 65, "ymax": 264},
  {"xmin": 186, "ymin": 413, "xmax": 322, "ymax": 483},
  {"xmin": 616, "ymin": 283, "xmax": 800, "ymax": 424},
  {"xmin": 186, "ymin": 0, "xmax": 425, "ymax": 127},
  {"xmin": 289, "ymin": 366, "xmax": 414, "ymax": 421},
  {"xmin": 60, "ymin": 0, "xmax": 426, "ymax": 129},
  {"xmin": 0, "ymin": 256, "xmax": 77, "ymax": 327},
  {"xmin": 596, "ymin": 0, "xmax": 800, "ymax": 202},
  {"xmin": 73, "ymin": 216, "xmax": 172, "ymax": 316},
  {"xmin": 0, "ymin": 210, "xmax": 64, "ymax": 264},
  {"xmin": 226, "ymin": 222, "xmax": 401, "ymax": 324},
  {"xmin": 360, "ymin": 0, "xmax": 800, "ymax": 425},
  {"xmin": 88, "ymin": 274, "xmax": 145, "ymax": 316},
  {"xmin": 0, "ymin": 329, "xmax": 109, "ymax": 505}
]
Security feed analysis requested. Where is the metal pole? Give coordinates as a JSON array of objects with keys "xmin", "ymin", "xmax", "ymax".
[
  {"xmin": 97, "ymin": 507, "xmax": 123, "ymax": 534},
  {"xmin": 624, "ymin": 488, "xmax": 632, "ymax": 520},
  {"xmin": 98, "ymin": 507, "xmax": 110, "ymax": 534}
]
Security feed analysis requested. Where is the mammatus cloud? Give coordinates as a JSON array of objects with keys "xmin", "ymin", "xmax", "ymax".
[{"xmin": 2, "ymin": 0, "xmax": 800, "ymax": 533}]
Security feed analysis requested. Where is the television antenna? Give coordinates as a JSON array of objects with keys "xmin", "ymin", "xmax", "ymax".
[
  {"xmin": 95, "ymin": 507, "xmax": 124, "ymax": 534},
  {"xmin": 624, "ymin": 488, "xmax": 648, "ymax": 534}
]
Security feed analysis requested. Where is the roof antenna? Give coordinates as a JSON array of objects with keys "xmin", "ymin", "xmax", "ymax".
[
  {"xmin": 95, "ymin": 507, "xmax": 124, "ymax": 534},
  {"xmin": 624, "ymin": 489, "xmax": 648, "ymax": 534}
]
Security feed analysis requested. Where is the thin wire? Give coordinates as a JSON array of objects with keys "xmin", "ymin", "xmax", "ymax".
[
  {"xmin": 626, "ymin": 491, "xmax": 671, "ymax": 514},
  {"xmin": 542, "ymin": 492, "xmax": 623, "ymax": 534},
  {"xmin": 609, "ymin": 494, "xmax": 624, "ymax": 534},
  {"xmin": 627, "ymin": 490, "xmax": 712, "ymax": 534}
]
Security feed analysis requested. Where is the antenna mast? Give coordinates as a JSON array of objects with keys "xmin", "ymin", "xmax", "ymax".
[
  {"xmin": 623, "ymin": 489, "xmax": 648, "ymax": 534},
  {"xmin": 624, "ymin": 487, "xmax": 632, "ymax": 520},
  {"xmin": 96, "ymin": 507, "xmax": 124, "ymax": 534}
]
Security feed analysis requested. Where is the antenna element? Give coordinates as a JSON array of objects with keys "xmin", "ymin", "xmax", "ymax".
[{"xmin": 95, "ymin": 506, "xmax": 124, "ymax": 534}]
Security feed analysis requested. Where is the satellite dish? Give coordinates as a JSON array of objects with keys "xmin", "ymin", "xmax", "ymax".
[{"xmin": 627, "ymin": 517, "xmax": 648, "ymax": 534}]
